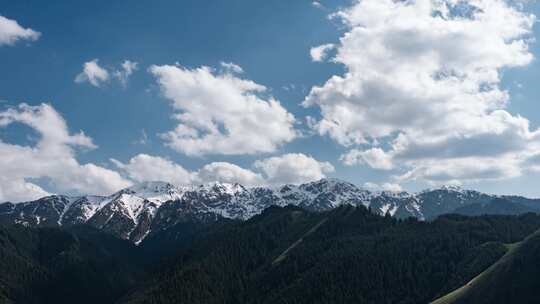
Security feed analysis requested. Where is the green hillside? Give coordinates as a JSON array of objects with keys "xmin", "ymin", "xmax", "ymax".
[
  {"xmin": 3, "ymin": 207, "xmax": 540, "ymax": 304},
  {"xmin": 121, "ymin": 207, "xmax": 540, "ymax": 304},
  {"xmin": 0, "ymin": 225, "xmax": 145, "ymax": 304},
  {"xmin": 432, "ymin": 228, "xmax": 540, "ymax": 304}
]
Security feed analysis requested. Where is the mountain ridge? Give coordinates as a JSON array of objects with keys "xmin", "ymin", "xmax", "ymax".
[{"xmin": 1, "ymin": 179, "xmax": 539, "ymax": 243}]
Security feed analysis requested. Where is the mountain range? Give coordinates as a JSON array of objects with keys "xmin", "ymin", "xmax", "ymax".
[{"xmin": 1, "ymin": 179, "xmax": 539, "ymax": 244}]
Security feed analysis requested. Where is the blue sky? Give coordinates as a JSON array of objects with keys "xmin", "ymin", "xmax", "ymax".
[{"xmin": 2, "ymin": 0, "xmax": 540, "ymax": 201}]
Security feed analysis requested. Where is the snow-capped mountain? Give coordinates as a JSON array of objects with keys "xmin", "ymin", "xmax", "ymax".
[
  {"xmin": 1, "ymin": 179, "xmax": 539, "ymax": 244},
  {"xmin": 0, "ymin": 181, "xmax": 186, "ymax": 243}
]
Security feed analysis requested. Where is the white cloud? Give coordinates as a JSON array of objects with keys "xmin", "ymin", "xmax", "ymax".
[
  {"xmin": 525, "ymin": 152, "xmax": 540, "ymax": 172},
  {"xmin": 382, "ymin": 183, "xmax": 403, "ymax": 192},
  {"xmin": 0, "ymin": 103, "xmax": 131, "ymax": 202},
  {"xmin": 394, "ymin": 156, "xmax": 523, "ymax": 184},
  {"xmin": 304, "ymin": 0, "xmax": 540, "ymax": 184},
  {"xmin": 114, "ymin": 60, "xmax": 139, "ymax": 86},
  {"xmin": 220, "ymin": 61, "xmax": 244, "ymax": 74},
  {"xmin": 113, "ymin": 153, "xmax": 332, "ymax": 188},
  {"xmin": 363, "ymin": 182, "xmax": 403, "ymax": 192},
  {"xmin": 75, "ymin": 59, "xmax": 110, "ymax": 87},
  {"xmin": 149, "ymin": 63, "xmax": 297, "ymax": 156},
  {"xmin": 111, "ymin": 154, "xmax": 195, "ymax": 186},
  {"xmin": 254, "ymin": 153, "xmax": 334, "ymax": 185},
  {"xmin": 341, "ymin": 148, "xmax": 393, "ymax": 170},
  {"xmin": 312, "ymin": 1, "xmax": 324, "ymax": 9},
  {"xmin": 76, "ymin": 59, "xmax": 138, "ymax": 87},
  {"xmin": 0, "ymin": 15, "xmax": 40, "ymax": 46},
  {"xmin": 113, "ymin": 155, "xmax": 264, "ymax": 187},
  {"xmin": 310, "ymin": 43, "xmax": 334, "ymax": 62},
  {"xmin": 133, "ymin": 129, "xmax": 149, "ymax": 145},
  {"xmin": 0, "ymin": 178, "xmax": 50, "ymax": 203},
  {"xmin": 198, "ymin": 162, "xmax": 264, "ymax": 186}
]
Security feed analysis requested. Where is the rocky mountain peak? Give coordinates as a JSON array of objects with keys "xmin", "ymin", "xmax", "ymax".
[{"xmin": 1, "ymin": 179, "xmax": 539, "ymax": 244}]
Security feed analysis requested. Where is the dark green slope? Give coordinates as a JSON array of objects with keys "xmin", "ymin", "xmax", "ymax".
[
  {"xmin": 432, "ymin": 228, "xmax": 540, "ymax": 304},
  {"xmin": 0, "ymin": 224, "xmax": 146, "ymax": 304},
  {"xmin": 453, "ymin": 198, "xmax": 536, "ymax": 217},
  {"xmin": 3, "ymin": 207, "xmax": 540, "ymax": 304},
  {"xmin": 121, "ymin": 207, "xmax": 540, "ymax": 304},
  {"xmin": 139, "ymin": 218, "xmax": 237, "ymax": 259}
]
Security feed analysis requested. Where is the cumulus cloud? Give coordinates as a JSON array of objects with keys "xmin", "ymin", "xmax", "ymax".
[
  {"xmin": 0, "ymin": 103, "xmax": 131, "ymax": 202},
  {"xmin": 75, "ymin": 59, "xmax": 110, "ymax": 87},
  {"xmin": 363, "ymin": 182, "xmax": 403, "ymax": 192},
  {"xmin": 312, "ymin": 1, "xmax": 324, "ymax": 9},
  {"xmin": 149, "ymin": 63, "xmax": 297, "ymax": 156},
  {"xmin": 0, "ymin": 179, "xmax": 50, "ymax": 204},
  {"xmin": 114, "ymin": 60, "xmax": 139, "ymax": 86},
  {"xmin": 341, "ymin": 148, "xmax": 394, "ymax": 170},
  {"xmin": 525, "ymin": 152, "xmax": 540, "ymax": 172},
  {"xmin": 304, "ymin": 0, "xmax": 540, "ymax": 184},
  {"xmin": 113, "ymin": 155, "xmax": 264, "ymax": 187},
  {"xmin": 111, "ymin": 154, "xmax": 194, "ymax": 186},
  {"xmin": 75, "ymin": 59, "xmax": 138, "ymax": 87},
  {"xmin": 198, "ymin": 162, "xmax": 264, "ymax": 186},
  {"xmin": 394, "ymin": 156, "xmax": 523, "ymax": 184},
  {"xmin": 220, "ymin": 61, "xmax": 244, "ymax": 74},
  {"xmin": 254, "ymin": 153, "xmax": 335, "ymax": 185},
  {"xmin": 0, "ymin": 15, "xmax": 40, "ymax": 46},
  {"xmin": 310, "ymin": 43, "xmax": 334, "ymax": 62},
  {"xmin": 113, "ymin": 153, "xmax": 333, "ymax": 187}
]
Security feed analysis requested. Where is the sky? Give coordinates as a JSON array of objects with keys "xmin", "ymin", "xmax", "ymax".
[{"xmin": 2, "ymin": 0, "xmax": 540, "ymax": 202}]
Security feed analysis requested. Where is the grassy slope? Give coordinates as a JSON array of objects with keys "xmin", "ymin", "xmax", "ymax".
[{"xmin": 432, "ymin": 229, "xmax": 540, "ymax": 304}]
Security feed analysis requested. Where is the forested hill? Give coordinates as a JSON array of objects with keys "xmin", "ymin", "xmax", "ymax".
[
  {"xmin": 121, "ymin": 206, "xmax": 540, "ymax": 304},
  {"xmin": 3, "ymin": 205, "xmax": 540, "ymax": 304},
  {"xmin": 432, "ymin": 228, "xmax": 540, "ymax": 304},
  {"xmin": 0, "ymin": 225, "xmax": 146, "ymax": 304}
]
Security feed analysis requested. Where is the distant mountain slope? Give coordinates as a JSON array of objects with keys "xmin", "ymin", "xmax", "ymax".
[
  {"xmin": 432, "ymin": 228, "xmax": 540, "ymax": 304},
  {"xmin": 1, "ymin": 179, "xmax": 539, "ymax": 243},
  {"xmin": 0, "ymin": 224, "xmax": 145, "ymax": 304},
  {"xmin": 121, "ymin": 206, "xmax": 540, "ymax": 304},
  {"xmin": 452, "ymin": 198, "xmax": 536, "ymax": 216}
]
